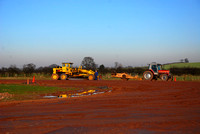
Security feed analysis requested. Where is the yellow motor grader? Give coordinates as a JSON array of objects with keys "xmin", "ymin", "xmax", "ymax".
[{"xmin": 51, "ymin": 63, "xmax": 95, "ymax": 80}]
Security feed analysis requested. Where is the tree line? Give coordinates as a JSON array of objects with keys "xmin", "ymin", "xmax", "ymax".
[
  {"xmin": 0, "ymin": 64, "xmax": 147, "ymax": 77},
  {"xmin": 0, "ymin": 63, "xmax": 59, "ymax": 77},
  {"xmin": 0, "ymin": 57, "xmax": 147, "ymax": 77},
  {"xmin": 0, "ymin": 57, "xmax": 200, "ymax": 77},
  {"xmin": 170, "ymin": 68, "xmax": 200, "ymax": 75}
]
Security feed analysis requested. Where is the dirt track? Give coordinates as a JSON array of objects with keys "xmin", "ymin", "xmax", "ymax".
[{"xmin": 0, "ymin": 80, "xmax": 200, "ymax": 133}]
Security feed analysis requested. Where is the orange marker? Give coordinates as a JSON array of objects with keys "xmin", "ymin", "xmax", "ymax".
[{"xmin": 32, "ymin": 76, "xmax": 35, "ymax": 83}]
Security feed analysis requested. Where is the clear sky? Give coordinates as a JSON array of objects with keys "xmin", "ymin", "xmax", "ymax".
[{"xmin": 0, "ymin": 0, "xmax": 200, "ymax": 68}]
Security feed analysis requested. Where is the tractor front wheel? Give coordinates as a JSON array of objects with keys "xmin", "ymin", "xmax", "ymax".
[
  {"xmin": 60, "ymin": 73, "xmax": 67, "ymax": 80},
  {"xmin": 88, "ymin": 74, "xmax": 94, "ymax": 80},
  {"xmin": 51, "ymin": 74, "xmax": 59, "ymax": 80},
  {"xmin": 143, "ymin": 71, "xmax": 153, "ymax": 81},
  {"xmin": 160, "ymin": 74, "xmax": 168, "ymax": 81}
]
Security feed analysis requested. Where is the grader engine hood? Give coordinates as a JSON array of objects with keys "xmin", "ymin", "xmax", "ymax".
[
  {"xmin": 79, "ymin": 69, "xmax": 95, "ymax": 75},
  {"xmin": 52, "ymin": 67, "xmax": 63, "ymax": 74}
]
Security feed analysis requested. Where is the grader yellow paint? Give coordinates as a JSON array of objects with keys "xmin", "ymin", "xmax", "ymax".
[{"xmin": 51, "ymin": 63, "xmax": 95, "ymax": 80}]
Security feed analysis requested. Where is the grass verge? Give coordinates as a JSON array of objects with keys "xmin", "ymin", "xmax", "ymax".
[
  {"xmin": 174, "ymin": 75, "xmax": 200, "ymax": 81},
  {"xmin": 0, "ymin": 84, "xmax": 76, "ymax": 101}
]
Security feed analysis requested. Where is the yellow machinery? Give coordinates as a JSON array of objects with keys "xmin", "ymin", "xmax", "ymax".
[
  {"xmin": 51, "ymin": 62, "xmax": 95, "ymax": 80},
  {"xmin": 111, "ymin": 73, "xmax": 142, "ymax": 81}
]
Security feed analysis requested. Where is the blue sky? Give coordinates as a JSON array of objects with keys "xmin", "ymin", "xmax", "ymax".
[{"xmin": 0, "ymin": 0, "xmax": 200, "ymax": 68}]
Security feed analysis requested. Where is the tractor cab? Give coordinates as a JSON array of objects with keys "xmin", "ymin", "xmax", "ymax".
[{"xmin": 148, "ymin": 63, "xmax": 162, "ymax": 75}]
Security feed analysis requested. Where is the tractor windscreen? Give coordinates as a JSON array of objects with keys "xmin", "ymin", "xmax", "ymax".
[{"xmin": 157, "ymin": 64, "xmax": 162, "ymax": 70}]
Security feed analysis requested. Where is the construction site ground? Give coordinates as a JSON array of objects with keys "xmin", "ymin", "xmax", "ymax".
[{"xmin": 0, "ymin": 80, "xmax": 200, "ymax": 133}]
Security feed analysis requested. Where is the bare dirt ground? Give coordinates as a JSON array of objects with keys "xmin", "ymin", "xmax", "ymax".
[{"xmin": 0, "ymin": 80, "xmax": 200, "ymax": 133}]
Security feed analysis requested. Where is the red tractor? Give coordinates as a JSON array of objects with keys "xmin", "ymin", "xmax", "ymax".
[{"xmin": 143, "ymin": 62, "xmax": 173, "ymax": 81}]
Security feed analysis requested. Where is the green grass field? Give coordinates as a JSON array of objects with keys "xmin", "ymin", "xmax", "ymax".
[
  {"xmin": 163, "ymin": 62, "xmax": 200, "ymax": 69},
  {"xmin": 0, "ymin": 73, "xmax": 51, "ymax": 80},
  {"xmin": 0, "ymin": 84, "xmax": 76, "ymax": 101},
  {"xmin": 173, "ymin": 75, "xmax": 200, "ymax": 81}
]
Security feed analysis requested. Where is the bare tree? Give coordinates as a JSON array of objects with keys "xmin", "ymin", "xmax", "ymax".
[
  {"xmin": 185, "ymin": 58, "xmax": 189, "ymax": 63},
  {"xmin": 180, "ymin": 59, "xmax": 184, "ymax": 63},
  {"xmin": 114, "ymin": 62, "xmax": 119, "ymax": 69},
  {"xmin": 81, "ymin": 57, "xmax": 96, "ymax": 70},
  {"xmin": 99, "ymin": 64, "xmax": 105, "ymax": 74},
  {"xmin": 0, "ymin": 67, "xmax": 8, "ymax": 77},
  {"xmin": 23, "ymin": 63, "xmax": 36, "ymax": 76},
  {"xmin": 7, "ymin": 65, "xmax": 21, "ymax": 77}
]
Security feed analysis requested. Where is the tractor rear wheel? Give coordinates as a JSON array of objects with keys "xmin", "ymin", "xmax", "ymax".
[
  {"xmin": 51, "ymin": 74, "xmax": 59, "ymax": 80},
  {"xmin": 88, "ymin": 74, "xmax": 94, "ymax": 80},
  {"xmin": 160, "ymin": 74, "xmax": 168, "ymax": 81},
  {"xmin": 60, "ymin": 73, "xmax": 67, "ymax": 80},
  {"xmin": 143, "ymin": 71, "xmax": 153, "ymax": 81}
]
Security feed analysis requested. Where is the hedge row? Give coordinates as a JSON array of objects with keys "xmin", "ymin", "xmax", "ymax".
[
  {"xmin": 170, "ymin": 68, "xmax": 200, "ymax": 76},
  {"xmin": 1, "ymin": 67, "xmax": 200, "ymax": 77}
]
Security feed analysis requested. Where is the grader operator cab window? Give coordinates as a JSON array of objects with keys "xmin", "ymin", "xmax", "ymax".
[{"xmin": 62, "ymin": 64, "xmax": 70, "ymax": 68}]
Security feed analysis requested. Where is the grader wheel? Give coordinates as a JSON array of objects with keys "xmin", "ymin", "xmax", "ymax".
[
  {"xmin": 51, "ymin": 74, "xmax": 59, "ymax": 80},
  {"xmin": 88, "ymin": 74, "xmax": 94, "ymax": 80},
  {"xmin": 60, "ymin": 73, "xmax": 67, "ymax": 80}
]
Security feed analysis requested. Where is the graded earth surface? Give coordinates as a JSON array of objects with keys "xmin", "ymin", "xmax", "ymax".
[{"xmin": 0, "ymin": 80, "xmax": 200, "ymax": 133}]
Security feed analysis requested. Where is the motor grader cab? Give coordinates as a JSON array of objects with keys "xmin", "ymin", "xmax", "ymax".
[
  {"xmin": 143, "ymin": 62, "xmax": 173, "ymax": 81},
  {"xmin": 51, "ymin": 62, "xmax": 95, "ymax": 80}
]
